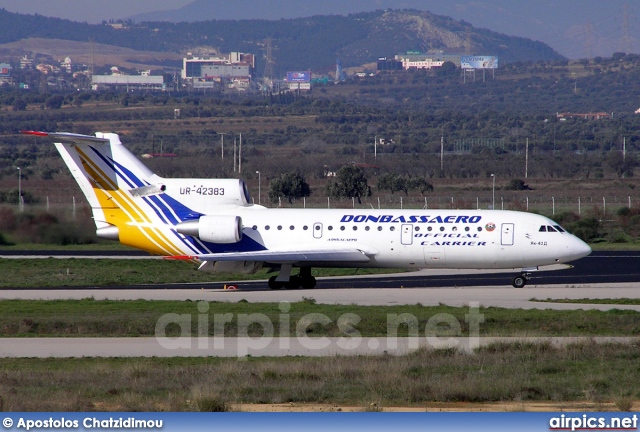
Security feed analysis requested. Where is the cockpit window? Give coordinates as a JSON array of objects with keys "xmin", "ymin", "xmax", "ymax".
[{"xmin": 539, "ymin": 225, "xmax": 566, "ymax": 233}]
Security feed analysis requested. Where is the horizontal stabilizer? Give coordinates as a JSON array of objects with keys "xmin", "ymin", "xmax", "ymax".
[
  {"xmin": 129, "ymin": 184, "xmax": 166, "ymax": 197},
  {"xmin": 21, "ymin": 131, "xmax": 109, "ymax": 144}
]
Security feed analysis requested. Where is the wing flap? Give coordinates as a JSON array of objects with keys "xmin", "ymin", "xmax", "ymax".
[{"xmin": 172, "ymin": 249, "xmax": 371, "ymax": 264}]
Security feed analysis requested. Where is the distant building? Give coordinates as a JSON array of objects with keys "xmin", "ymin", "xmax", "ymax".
[
  {"xmin": 556, "ymin": 112, "xmax": 612, "ymax": 120},
  {"xmin": 0, "ymin": 62, "xmax": 11, "ymax": 85},
  {"xmin": 0, "ymin": 63, "xmax": 10, "ymax": 77},
  {"xmin": 391, "ymin": 51, "xmax": 462, "ymax": 70},
  {"xmin": 182, "ymin": 52, "xmax": 255, "ymax": 81},
  {"xmin": 19, "ymin": 56, "xmax": 33, "ymax": 70},
  {"xmin": 91, "ymin": 72, "xmax": 164, "ymax": 91},
  {"xmin": 377, "ymin": 57, "xmax": 403, "ymax": 72},
  {"xmin": 36, "ymin": 64, "xmax": 57, "ymax": 74},
  {"xmin": 394, "ymin": 52, "xmax": 444, "ymax": 70},
  {"xmin": 61, "ymin": 57, "xmax": 73, "ymax": 73}
]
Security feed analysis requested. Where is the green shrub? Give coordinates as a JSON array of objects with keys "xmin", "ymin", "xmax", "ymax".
[
  {"xmin": 570, "ymin": 217, "xmax": 601, "ymax": 242},
  {"xmin": 617, "ymin": 207, "xmax": 632, "ymax": 217}
]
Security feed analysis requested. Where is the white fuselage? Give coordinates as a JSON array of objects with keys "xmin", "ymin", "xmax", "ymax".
[{"xmin": 182, "ymin": 206, "xmax": 591, "ymax": 270}]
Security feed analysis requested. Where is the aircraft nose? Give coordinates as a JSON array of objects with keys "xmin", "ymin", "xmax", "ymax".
[{"xmin": 570, "ymin": 236, "xmax": 592, "ymax": 260}]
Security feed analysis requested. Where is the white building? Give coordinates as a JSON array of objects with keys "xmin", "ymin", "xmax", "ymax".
[
  {"xmin": 91, "ymin": 73, "xmax": 164, "ymax": 91},
  {"xmin": 182, "ymin": 52, "xmax": 254, "ymax": 80}
]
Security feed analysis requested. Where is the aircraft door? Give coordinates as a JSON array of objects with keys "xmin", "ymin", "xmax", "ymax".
[
  {"xmin": 313, "ymin": 223, "xmax": 323, "ymax": 239},
  {"xmin": 501, "ymin": 223, "xmax": 514, "ymax": 246},
  {"xmin": 401, "ymin": 224, "xmax": 413, "ymax": 245}
]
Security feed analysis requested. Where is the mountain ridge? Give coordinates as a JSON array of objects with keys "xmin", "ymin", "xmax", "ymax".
[{"xmin": 0, "ymin": 8, "xmax": 563, "ymax": 75}]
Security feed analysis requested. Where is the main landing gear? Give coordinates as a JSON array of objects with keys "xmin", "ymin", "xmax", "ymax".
[
  {"xmin": 268, "ymin": 266, "xmax": 317, "ymax": 290},
  {"xmin": 512, "ymin": 272, "xmax": 531, "ymax": 288}
]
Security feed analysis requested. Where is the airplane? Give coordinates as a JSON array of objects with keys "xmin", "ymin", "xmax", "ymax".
[{"xmin": 21, "ymin": 130, "xmax": 592, "ymax": 289}]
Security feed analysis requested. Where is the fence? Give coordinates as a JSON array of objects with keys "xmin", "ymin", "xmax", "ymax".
[{"xmin": 4, "ymin": 194, "xmax": 636, "ymax": 224}]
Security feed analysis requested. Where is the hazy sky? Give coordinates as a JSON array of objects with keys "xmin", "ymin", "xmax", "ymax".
[
  {"xmin": 0, "ymin": 0, "xmax": 637, "ymax": 59},
  {"xmin": 0, "ymin": 0, "xmax": 193, "ymax": 23}
]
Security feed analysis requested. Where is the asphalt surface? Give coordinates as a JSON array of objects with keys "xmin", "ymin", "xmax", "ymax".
[
  {"xmin": 1, "ymin": 250, "xmax": 640, "ymax": 357},
  {"xmin": 0, "ymin": 250, "xmax": 634, "ymax": 290}
]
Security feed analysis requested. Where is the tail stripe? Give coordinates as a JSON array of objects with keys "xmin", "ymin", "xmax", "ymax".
[
  {"xmin": 90, "ymin": 147, "xmax": 209, "ymax": 256},
  {"xmin": 139, "ymin": 196, "xmax": 203, "ymax": 255},
  {"xmin": 80, "ymin": 157, "xmax": 174, "ymax": 255},
  {"xmin": 76, "ymin": 147, "xmax": 182, "ymax": 256},
  {"xmin": 104, "ymin": 150, "xmax": 200, "ymax": 225}
]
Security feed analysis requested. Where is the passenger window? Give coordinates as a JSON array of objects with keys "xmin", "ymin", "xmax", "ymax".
[
  {"xmin": 265, "ymin": 225, "xmax": 270, "ymax": 230},
  {"xmin": 477, "ymin": 227, "xmax": 482, "ymax": 232},
  {"xmin": 314, "ymin": 225, "xmax": 320, "ymax": 231},
  {"xmin": 252, "ymin": 225, "xmax": 257, "ymax": 230},
  {"xmin": 365, "ymin": 226, "xmax": 370, "ymax": 231},
  {"xmin": 277, "ymin": 225, "xmax": 282, "ymax": 230},
  {"xmin": 427, "ymin": 226, "xmax": 433, "ymax": 232},
  {"xmin": 390, "ymin": 226, "xmax": 395, "ymax": 231},
  {"xmin": 328, "ymin": 226, "xmax": 333, "ymax": 231},
  {"xmin": 303, "ymin": 226, "xmax": 308, "ymax": 230},
  {"xmin": 539, "ymin": 226, "xmax": 547, "ymax": 232},
  {"xmin": 340, "ymin": 226, "xmax": 345, "ymax": 231},
  {"xmin": 353, "ymin": 226, "xmax": 357, "ymax": 231},
  {"xmin": 452, "ymin": 226, "xmax": 458, "ymax": 232},
  {"xmin": 415, "ymin": 227, "xmax": 420, "ymax": 232},
  {"xmin": 377, "ymin": 226, "xmax": 383, "ymax": 231},
  {"xmin": 465, "ymin": 227, "xmax": 470, "ymax": 232},
  {"xmin": 290, "ymin": 226, "xmax": 294, "ymax": 230},
  {"xmin": 439, "ymin": 227, "xmax": 445, "ymax": 232}
]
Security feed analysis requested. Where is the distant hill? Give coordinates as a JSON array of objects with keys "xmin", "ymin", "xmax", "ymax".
[
  {"xmin": 129, "ymin": 0, "xmax": 629, "ymax": 60},
  {"xmin": 0, "ymin": 8, "xmax": 563, "ymax": 75}
]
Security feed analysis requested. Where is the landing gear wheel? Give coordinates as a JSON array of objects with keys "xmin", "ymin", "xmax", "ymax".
[
  {"xmin": 268, "ymin": 276, "xmax": 284, "ymax": 290},
  {"xmin": 298, "ymin": 268, "xmax": 316, "ymax": 289},
  {"xmin": 300, "ymin": 276, "xmax": 317, "ymax": 289},
  {"xmin": 284, "ymin": 275, "xmax": 301, "ymax": 290},
  {"xmin": 512, "ymin": 274, "xmax": 528, "ymax": 289}
]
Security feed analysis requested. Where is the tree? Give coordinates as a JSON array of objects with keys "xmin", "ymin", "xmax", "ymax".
[
  {"xmin": 326, "ymin": 165, "xmax": 371, "ymax": 204},
  {"xmin": 506, "ymin": 179, "xmax": 531, "ymax": 190},
  {"xmin": 377, "ymin": 173, "xmax": 404, "ymax": 194},
  {"xmin": 268, "ymin": 170, "xmax": 311, "ymax": 204},
  {"xmin": 407, "ymin": 176, "xmax": 434, "ymax": 194},
  {"xmin": 378, "ymin": 173, "xmax": 433, "ymax": 195},
  {"xmin": 607, "ymin": 152, "xmax": 637, "ymax": 178},
  {"xmin": 12, "ymin": 98, "xmax": 26, "ymax": 111},
  {"xmin": 44, "ymin": 95, "xmax": 64, "ymax": 110}
]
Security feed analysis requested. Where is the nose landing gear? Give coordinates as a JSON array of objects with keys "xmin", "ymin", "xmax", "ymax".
[{"xmin": 512, "ymin": 273, "xmax": 531, "ymax": 288}]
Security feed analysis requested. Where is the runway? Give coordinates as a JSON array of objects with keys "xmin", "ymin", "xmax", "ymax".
[
  {"xmin": 1, "ymin": 251, "xmax": 640, "ymax": 357},
  {"xmin": 0, "ymin": 252, "xmax": 639, "ymax": 310},
  {"xmin": 1, "ymin": 336, "xmax": 638, "ymax": 358}
]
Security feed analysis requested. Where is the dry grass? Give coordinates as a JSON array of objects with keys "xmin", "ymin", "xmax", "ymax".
[{"xmin": 1, "ymin": 341, "xmax": 639, "ymax": 411}]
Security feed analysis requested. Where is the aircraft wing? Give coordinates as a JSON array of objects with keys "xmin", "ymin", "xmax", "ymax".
[{"xmin": 170, "ymin": 248, "xmax": 371, "ymax": 264}]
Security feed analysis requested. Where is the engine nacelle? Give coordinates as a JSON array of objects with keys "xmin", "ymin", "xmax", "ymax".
[{"xmin": 175, "ymin": 215, "xmax": 243, "ymax": 244}]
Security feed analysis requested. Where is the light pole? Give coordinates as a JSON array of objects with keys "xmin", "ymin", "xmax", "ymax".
[
  {"xmin": 256, "ymin": 171, "xmax": 261, "ymax": 205},
  {"xmin": 491, "ymin": 174, "xmax": 495, "ymax": 210},
  {"xmin": 15, "ymin": 166, "xmax": 22, "ymax": 212}
]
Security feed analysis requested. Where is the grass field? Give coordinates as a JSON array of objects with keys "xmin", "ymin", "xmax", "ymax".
[
  {"xmin": 0, "ymin": 258, "xmax": 404, "ymax": 288},
  {"xmin": 0, "ymin": 299, "xmax": 639, "ymax": 337},
  {"xmin": 0, "ymin": 342, "xmax": 638, "ymax": 411},
  {"xmin": 533, "ymin": 298, "xmax": 640, "ymax": 306}
]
